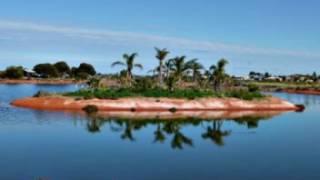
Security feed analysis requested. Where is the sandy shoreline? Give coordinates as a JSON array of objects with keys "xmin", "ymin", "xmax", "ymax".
[{"xmin": 11, "ymin": 96, "xmax": 302, "ymax": 112}]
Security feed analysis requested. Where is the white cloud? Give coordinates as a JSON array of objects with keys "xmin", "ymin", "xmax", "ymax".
[{"xmin": 0, "ymin": 20, "xmax": 319, "ymax": 58}]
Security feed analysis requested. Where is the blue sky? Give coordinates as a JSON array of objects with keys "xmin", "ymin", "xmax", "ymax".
[{"xmin": 0, "ymin": 0, "xmax": 319, "ymax": 75}]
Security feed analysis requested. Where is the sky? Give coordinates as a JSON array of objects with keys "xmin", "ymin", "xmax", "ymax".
[{"xmin": 0, "ymin": 0, "xmax": 319, "ymax": 75}]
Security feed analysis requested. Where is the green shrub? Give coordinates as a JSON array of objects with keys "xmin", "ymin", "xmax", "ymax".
[
  {"xmin": 133, "ymin": 77, "xmax": 154, "ymax": 91},
  {"xmin": 76, "ymin": 72, "xmax": 90, "ymax": 80},
  {"xmin": 248, "ymin": 84, "xmax": 260, "ymax": 92},
  {"xmin": 54, "ymin": 61, "xmax": 71, "ymax": 76},
  {"xmin": 224, "ymin": 89, "xmax": 265, "ymax": 100},
  {"xmin": 0, "ymin": 71, "xmax": 5, "ymax": 78},
  {"xmin": 4, "ymin": 66, "xmax": 24, "ymax": 79},
  {"xmin": 33, "ymin": 91, "xmax": 51, "ymax": 97},
  {"xmin": 33, "ymin": 63, "xmax": 59, "ymax": 78},
  {"xmin": 65, "ymin": 87, "xmax": 265, "ymax": 100}
]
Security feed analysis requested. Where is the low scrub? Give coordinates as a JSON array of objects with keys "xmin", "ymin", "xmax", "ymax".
[
  {"xmin": 65, "ymin": 87, "xmax": 265, "ymax": 100},
  {"xmin": 33, "ymin": 91, "xmax": 52, "ymax": 97}
]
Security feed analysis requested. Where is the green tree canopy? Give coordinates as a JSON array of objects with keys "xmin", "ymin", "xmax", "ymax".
[
  {"xmin": 111, "ymin": 53, "xmax": 143, "ymax": 86},
  {"xmin": 155, "ymin": 47, "xmax": 170, "ymax": 86},
  {"xmin": 33, "ymin": 63, "xmax": 59, "ymax": 78},
  {"xmin": 54, "ymin": 61, "xmax": 71, "ymax": 75},
  {"xmin": 77, "ymin": 63, "xmax": 96, "ymax": 76},
  {"xmin": 4, "ymin": 66, "xmax": 24, "ymax": 79},
  {"xmin": 210, "ymin": 59, "xmax": 229, "ymax": 91}
]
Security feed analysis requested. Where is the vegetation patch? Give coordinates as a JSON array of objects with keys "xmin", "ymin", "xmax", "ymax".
[
  {"xmin": 64, "ymin": 87, "xmax": 265, "ymax": 100},
  {"xmin": 33, "ymin": 91, "xmax": 52, "ymax": 97}
]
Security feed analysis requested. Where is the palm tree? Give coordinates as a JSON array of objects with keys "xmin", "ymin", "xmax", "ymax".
[
  {"xmin": 111, "ymin": 53, "xmax": 143, "ymax": 86},
  {"xmin": 186, "ymin": 59, "xmax": 204, "ymax": 82},
  {"xmin": 210, "ymin": 59, "xmax": 229, "ymax": 91},
  {"xmin": 168, "ymin": 56, "xmax": 190, "ymax": 84},
  {"xmin": 155, "ymin": 48, "xmax": 170, "ymax": 87}
]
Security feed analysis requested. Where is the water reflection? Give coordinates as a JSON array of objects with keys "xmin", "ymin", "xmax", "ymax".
[
  {"xmin": 266, "ymin": 92, "xmax": 320, "ymax": 107},
  {"xmin": 202, "ymin": 121, "xmax": 231, "ymax": 146},
  {"xmin": 81, "ymin": 110, "xmax": 288, "ymax": 149}
]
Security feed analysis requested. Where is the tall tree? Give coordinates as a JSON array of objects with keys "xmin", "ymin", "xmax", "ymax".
[
  {"xmin": 111, "ymin": 53, "xmax": 143, "ymax": 86},
  {"xmin": 186, "ymin": 59, "xmax": 204, "ymax": 82},
  {"xmin": 168, "ymin": 56, "xmax": 190, "ymax": 83},
  {"xmin": 54, "ymin": 61, "xmax": 70, "ymax": 76},
  {"xmin": 210, "ymin": 59, "xmax": 229, "ymax": 91},
  {"xmin": 155, "ymin": 47, "xmax": 170, "ymax": 87},
  {"xmin": 4, "ymin": 66, "xmax": 24, "ymax": 79},
  {"xmin": 33, "ymin": 63, "xmax": 59, "ymax": 78}
]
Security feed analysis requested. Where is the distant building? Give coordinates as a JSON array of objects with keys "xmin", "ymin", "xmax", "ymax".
[{"xmin": 23, "ymin": 69, "xmax": 40, "ymax": 78}]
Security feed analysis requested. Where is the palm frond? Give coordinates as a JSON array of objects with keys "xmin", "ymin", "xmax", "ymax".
[
  {"xmin": 111, "ymin": 61, "xmax": 125, "ymax": 67},
  {"xmin": 134, "ymin": 63, "xmax": 143, "ymax": 70}
]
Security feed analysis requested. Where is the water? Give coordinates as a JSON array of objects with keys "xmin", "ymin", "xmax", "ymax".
[{"xmin": 0, "ymin": 85, "xmax": 320, "ymax": 180}]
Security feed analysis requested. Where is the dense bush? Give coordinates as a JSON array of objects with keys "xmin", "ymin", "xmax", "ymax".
[
  {"xmin": 77, "ymin": 63, "xmax": 96, "ymax": 76},
  {"xmin": 248, "ymin": 83, "xmax": 260, "ymax": 92},
  {"xmin": 65, "ymin": 87, "xmax": 265, "ymax": 100},
  {"xmin": 0, "ymin": 71, "xmax": 5, "ymax": 78},
  {"xmin": 76, "ymin": 72, "xmax": 90, "ymax": 80},
  {"xmin": 224, "ymin": 89, "xmax": 265, "ymax": 100},
  {"xmin": 3, "ymin": 66, "xmax": 24, "ymax": 79},
  {"xmin": 133, "ymin": 77, "xmax": 155, "ymax": 91},
  {"xmin": 33, "ymin": 63, "xmax": 59, "ymax": 78},
  {"xmin": 54, "ymin": 61, "xmax": 70, "ymax": 75},
  {"xmin": 70, "ymin": 63, "xmax": 96, "ymax": 79},
  {"xmin": 33, "ymin": 91, "xmax": 52, "ymax": 97}
]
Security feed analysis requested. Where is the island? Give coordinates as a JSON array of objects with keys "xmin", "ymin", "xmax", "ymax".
[{"xmin": 9, "ymin": 50, "xmax": 305, "ymax": 114}]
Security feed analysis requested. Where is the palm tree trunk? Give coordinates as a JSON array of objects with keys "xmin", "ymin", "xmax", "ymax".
[
  {"xmin": 127, "ymin": 70, "xmax": 132, "ymax": 87},
  {"xmin": 159, "ymin": 60, "xmax": 163, "ymax": 87}
]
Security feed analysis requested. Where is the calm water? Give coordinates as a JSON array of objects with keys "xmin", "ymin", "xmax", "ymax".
[{"xmin": 0, "ymin": 84, "xmax": 320, "ymax": 180}]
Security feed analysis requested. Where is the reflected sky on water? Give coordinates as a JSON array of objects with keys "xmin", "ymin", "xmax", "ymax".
[{"xmin": 0, "ymin": 84, "xmax": 320, "ymax": 180}]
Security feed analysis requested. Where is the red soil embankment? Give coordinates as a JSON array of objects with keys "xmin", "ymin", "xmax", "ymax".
[
  {"xmin": 11, "ymin": 96, "xmax": 302, "ymax": 112},
  {"xmin": 0, "ymin": 79, "xmax": 83, "ymax": 85},
  {"xmin": 282, "ymin": 89, "xmax": 320, "ymax": 95}
]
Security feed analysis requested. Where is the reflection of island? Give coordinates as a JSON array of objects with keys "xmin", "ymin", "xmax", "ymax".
[{"xmin": 82, "ymin": 110, "xmax": 288, "ymax": 149}]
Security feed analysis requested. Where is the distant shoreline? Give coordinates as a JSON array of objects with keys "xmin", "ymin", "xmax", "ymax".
[
  {"xmin": 281, "ymin": 89, "xmax": 320, "ymax": 96},
  {"xmin": 0, "ymin": 79, "xmax": 85, "ymax": 85}
]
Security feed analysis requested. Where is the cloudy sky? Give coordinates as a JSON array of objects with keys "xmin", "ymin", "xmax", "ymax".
[{"xmin": 0, "ymin": 0, "xmax": 319, "ymax": 75}]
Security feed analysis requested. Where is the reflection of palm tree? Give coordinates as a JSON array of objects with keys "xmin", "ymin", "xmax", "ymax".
[
  {"xmin": 162, "ymin": 121, "xmax": 193, "ymax": 149},
  {"xmin": 154, "ymin": 124, "xmax": 166, "ymax": 143},
  {"xmin": 171, "ymin": 132, "xmax": 193, "ymax": 149},
  {"xmin": 202, "ymin": 121, "xmax": 231, "ymax": 146},
  {"xmin": 247, "ymin": 121, "xmax": 259, "ymax": 129},
  {"xmin": 234, "ymin": 116, "xmax": 262, "ymax": 129},
  {"xmin": 121, "ymin": 122, "xmax": 135, "ymax": 141},
  {"xmin": 86, "ymin": 117, "xmax": 101, "ymax": 133},
  {"xmin": 163, "ymin": 121, "xmax": 179, "ymax": 134}
]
